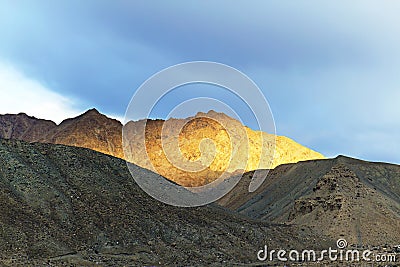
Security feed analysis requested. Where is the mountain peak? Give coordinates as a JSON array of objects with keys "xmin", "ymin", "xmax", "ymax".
[
  {"xmin": 84, "ymin": 108, "xmax": 101, "ymax": 115},
  {"xmin": 66, "ymin": 108, "xmax": 105, "ymax": 122}
]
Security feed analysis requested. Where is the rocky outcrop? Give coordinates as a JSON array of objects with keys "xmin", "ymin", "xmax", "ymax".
[{"xmin": 287, "ymin": 165, "xmax": 353, "ymax": 220}]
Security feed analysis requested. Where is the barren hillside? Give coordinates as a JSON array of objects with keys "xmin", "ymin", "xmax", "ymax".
[
  {"xmin": 218, "ymin": 156, "xmax": 400, "ymax": 246},
  {"xmin": 0, "ymin": 139, "xmax": 330, "ymax": 266}
]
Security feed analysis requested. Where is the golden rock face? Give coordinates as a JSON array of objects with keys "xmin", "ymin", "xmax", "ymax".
[
  {"xmin": 123, "ymin": 111, "xmax": 325, "ymax": 187},
  {"xmin": 123, "ymin": 117, "xmax": 230, "ymax": 187}
]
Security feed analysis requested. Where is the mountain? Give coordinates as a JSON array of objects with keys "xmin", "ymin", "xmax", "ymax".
[
  {"xmin": 123, "ymin": 110, "xmax": 325, "ymax": 186},
  {"xmin": 218, "ymin": 156, "xmax": 400, "ymax": 246},
  {"xmin": 0, "ymin": 112, "xmax": 57, "ymax": 142},
  {"xmin": 0, "ymin": 109, "xmax": 324, "ymax": 187},
  {"xmin": 0, "ymin": 109, "xmax": 123, "ymax": 159},
  {"xmin": 0, "ymin": 138, "xmax": 331, "ymax": 266}
]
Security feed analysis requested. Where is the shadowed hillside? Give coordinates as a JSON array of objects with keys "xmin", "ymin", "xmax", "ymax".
[{"xmin": 0, "ymin": 138, "xmax": 331, "ymax": 266}]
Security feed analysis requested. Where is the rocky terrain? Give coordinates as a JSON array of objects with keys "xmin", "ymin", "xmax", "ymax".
[
  {"xmin": 218, "ymin": 156, "xmax": 400, "ymax": 247},
  {"xmin": 0, "ymin": 138, "xmax": 332, "ymax": 266},
  {"xmin": 1, "ymin": 110, "xmax": 398, "ymax": 265},
  {"xmin": 0, "ymin": 109, "xmax": 324, "ymax": 187},
  {"xmin": 0, "ymin": 109, "xmax": 123, "ymax": 159}
]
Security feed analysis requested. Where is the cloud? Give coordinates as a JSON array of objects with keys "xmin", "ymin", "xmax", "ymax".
[
  {"xmin": 0, "ymin": 1, "xmax": 399, "ymax": 163},
  {"xmin": 0, "ymin": 62, "xmax": 83, "ymax": 124},
  {"xmin": 251, "ymin": 64, "xmax": 400, "ymax": 164}
]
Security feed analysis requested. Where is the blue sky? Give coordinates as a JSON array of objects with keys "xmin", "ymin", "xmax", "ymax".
[{"xmin": 0, "ymin": 1, "xmax": 399, "ymax": 164}]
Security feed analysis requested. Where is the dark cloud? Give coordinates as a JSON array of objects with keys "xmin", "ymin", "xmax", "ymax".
[{"xmin": 0, "ymin": 0, "xmax": 399, "ymax": 163}]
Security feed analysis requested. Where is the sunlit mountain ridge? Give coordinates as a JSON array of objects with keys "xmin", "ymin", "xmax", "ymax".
[{"xmin": 0, "ymin": 109, "xmax": 324, "ymax": 186}]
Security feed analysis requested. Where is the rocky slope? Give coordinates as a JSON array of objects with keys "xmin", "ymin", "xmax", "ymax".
[
  {"xmin": 0, "ymin": 138, "xmax": 331, "ymax": 266},
  {"xmin": 123, "ymin": 110, "xmax": 325, "ymax": 187},
  {"xmin": 0, "ymin": 109, "xmax": 324, "ymax": 187},
  {"xmin": 218, "ymin": 156, "xmax": 400, "ymax": 247}
]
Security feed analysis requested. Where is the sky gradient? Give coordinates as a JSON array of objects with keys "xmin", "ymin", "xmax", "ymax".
[{"xmin": 0, "ymin": 1, "xmax": 399, "ymax": 164}]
